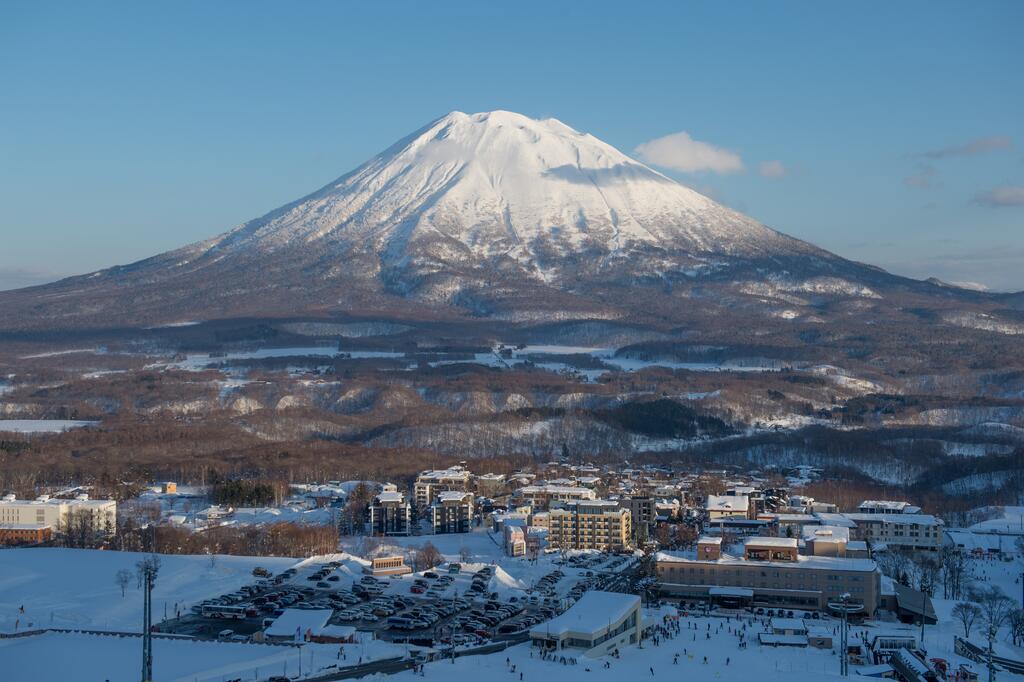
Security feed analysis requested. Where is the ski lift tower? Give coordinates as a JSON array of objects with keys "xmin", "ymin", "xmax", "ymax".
[{"xmin": 828, "ymin": 593, "xmax": 863, "ymax": 677}]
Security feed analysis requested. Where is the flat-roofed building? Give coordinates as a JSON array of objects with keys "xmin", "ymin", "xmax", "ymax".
[
  {"xmin": 429, "ymin": 490, "xmax": 473, "ymax": 534},
  {"xmin": 842, "ymin": 513, "xmax": 943, "ymax": 551},
  {"xmin": 857, "ymin": 500, "xmax": 921, "ymax": 515},
  {"xmin": 655, "ymin": 536, "xmax": 881, "ymax": 616},
  {"xmin": 705, "ymin": 494, "xmax": 749, "ymax": 520},
  {"xmin": 364, "ymin": 555, "xmax": 412, "ymax": 576},
  {"xmin": 474, "ymin": 473, "xmax": 507, "ymax": 498},
  {"xmin": 0, "ymin": 494, "xmax": 116, "ymax": 536},
  {"xmin": 414, "ymin": 466, "xmax": 472, "ymax": 511},
  {"xmin": 368, "ymin": 490, "xmax": 412, "ymax": 536},
  {"xmin": 514, "ymin": 484, "xmax": 597, "ymax": 510},
  {"xmin": 548, "ymin": 500, "xmax": 631, "ymax": 552},
  {"xmin": 529, "ymin": 591, "xmax": 640, "ymax": 657},
  {"xmin": 0, "ymin": 523, "xmax": 52, "ymax": 545}
]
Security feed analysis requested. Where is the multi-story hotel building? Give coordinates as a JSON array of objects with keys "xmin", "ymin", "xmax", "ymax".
[
  {"xmin": 368, "ymin": 490, "xmax": 412, "ymax": 536},
  {"xmin": 429, "ymin": 490, "xmax": 474, "ymax": 534},
  {"xmin": 547, "ymin": 500, "xmax": 631, "ymax": 552},
  {"xmin": 0, "ymin": 494, "xmax": 116, "ymax": 536},
  {"xmin": 655, "ymin": 536, "xmax": 881, "ymax": 616},
  {"xmin": 414, "ymin": 467, "xmax": 472, "ymax": 511}
]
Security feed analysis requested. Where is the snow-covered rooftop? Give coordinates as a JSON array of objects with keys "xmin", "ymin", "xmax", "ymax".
[
  {"xmin": 264, "ymin": 608, "xmax": 333, "ymax": 639},
  {"xmin": 530, "ymin": 591, "xmax": 640, "ymax": 637}
]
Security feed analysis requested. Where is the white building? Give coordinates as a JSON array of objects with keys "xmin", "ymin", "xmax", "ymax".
[
  {"xmin": 530, "ymin": 591, "xmax": 641, "ymax": 657},
  {"xmin": 857, "ymin": 500, "xmax": 922, "ymax": 515},
  {"xmin": 842, "ymin": 512, "xmax": 943, "ymax": 551},
  {"xmin": 705, "ymin": 494, "xmax": 749, "ymax": 520},
  {"xmin": 0, "ymin": 494, "xmax": 116, "ymax": 536}
]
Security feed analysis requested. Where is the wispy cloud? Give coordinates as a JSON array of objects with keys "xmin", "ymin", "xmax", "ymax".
[
  {"xmin": 973, "ymin": 185, "xmax": 1024, "ymax": 208},
  {"xmin": 634, "ymin": 131, "xmax": 743, "ymax": 174},
  {"xmin": 920, "ymin": 135, "xmax": 1013, "ymax": 159},
  {"xmin": 903, "ymin": 164, "xmax": 938, "ymax": 188},
  {"xmin": 758, "ymin": 160, "xmax": 786, "ymax": 179}
]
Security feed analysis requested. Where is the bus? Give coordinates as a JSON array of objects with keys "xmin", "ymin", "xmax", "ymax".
[
  {"xmin": 387, "ymin": 616, "xmax": 416, "ymax": 630},
  {"xmin": 201, "ymin": 604, "xmax": 247, "ymax": 620}
]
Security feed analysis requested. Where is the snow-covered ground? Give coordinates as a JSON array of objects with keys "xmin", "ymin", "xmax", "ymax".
[
  {"xmin": 0, "ymin": 548, "xmax": 296, "ymax": 633},
  {"xmin": 0, "ymin": 419, "xmax": 98, "ymax": 433},
  {"xmin": 0, "ymin": 630, "xmax": 403, "ymax": 682}
]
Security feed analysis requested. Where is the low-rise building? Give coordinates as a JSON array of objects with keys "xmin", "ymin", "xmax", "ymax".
[
  {"xmin": 529, "ymin": 591, "xmax": 641, "ymax": 657},
  {"xmin": 705, "ymin": 494, "xmax": 749, "ymax": 520},
  {"xmin": 364, "ymin": 556, "xmax": 412, "ymax": 577},
  {"xmin": 0, "ymin": 523, "xmax": 52, "ymax": 545},
  {"xmin": 857, "ymin": 500, "xmax": 921, "ymax": 515},
  {"xmin": 547, "ymin": 500, "xmax": 631, "ymax": 552},
  {"xmin": 655, "ymin": 536, "xmax": 881, "ymax": 616}
]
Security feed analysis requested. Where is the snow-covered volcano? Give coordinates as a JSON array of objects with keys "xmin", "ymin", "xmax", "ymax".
[
  {"xmin": 0, "ymin": 110, "xmax": 968, "ymax": 330},
  {"xmin": 204, "ymin": 110, "xmax": 817, "ymax": 275}
]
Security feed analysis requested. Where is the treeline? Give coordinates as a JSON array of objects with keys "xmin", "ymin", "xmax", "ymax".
[
  {"xmin": 595, "ymin": 398, "xmax": 733, "ymax": 439},
  {"xmin": 116, "ymin": 520, "xmax": 338, "ymax": 557},
  {"xmin": 208, "ymin": 478, "xmax": 288, "ymax": 507}
]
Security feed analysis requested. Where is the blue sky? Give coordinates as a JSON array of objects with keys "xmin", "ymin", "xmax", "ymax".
[{"xmin": 2, "ymin": 1, "xmax": 1022, "ymax": 290}]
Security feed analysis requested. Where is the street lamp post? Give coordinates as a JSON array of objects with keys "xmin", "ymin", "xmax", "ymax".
[{"xmin": 828, "ymin": 593, "xmax": 863, "ymax": 677}]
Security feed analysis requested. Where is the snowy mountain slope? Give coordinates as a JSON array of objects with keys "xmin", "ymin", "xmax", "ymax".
[
  {"xmin": 0, "ymin": 110, "xmax": 1010, "ymax": 330},
  {"xmin": 198, "ymin": 111, "xmax": 818, "ymax": 271}
]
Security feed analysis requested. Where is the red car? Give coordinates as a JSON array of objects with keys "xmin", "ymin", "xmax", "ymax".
[{"xmin": 410, "ymin": 585, "xmax": 425, "ymax": 594}]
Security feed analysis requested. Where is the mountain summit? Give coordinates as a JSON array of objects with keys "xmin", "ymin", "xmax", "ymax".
[
  {"xmin": 203, "ymin": 110, "xmax": 816, "ymax": 276},
  {"xmin": 0, "ymin": 110, "xmax": 983, "ymax": 330}
]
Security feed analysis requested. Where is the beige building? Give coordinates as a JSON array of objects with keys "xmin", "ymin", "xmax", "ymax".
[
  {"xmin": 547, "ymin": 500, "xmax": 631, "ymax": 552},
  {"xmin": 842, "ymin": 513, "xmax": 943, "ymax": 551},
  {"xmin": 414, "ymin": 466, "xmax": 472, "ymax": 511},
  {"xmin": 514, "ymin": 484, "xmax": 596, "ymax": 510},
  {"xmin": 655, "ymin": 536, "xmax": 881, "ymax": 616},
  {"xmin": 0, "ymin": 494, "xmax": 116, "ymax": 536}
]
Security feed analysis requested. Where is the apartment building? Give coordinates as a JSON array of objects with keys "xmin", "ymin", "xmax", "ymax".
[
  {"xmin": 655, "ymin": 536, "xmax": 881, "ymax": 616},
  {"xmin": 842, "ymin": 512, "xmax": 943, "ymax": 551},
  {"xmin": 367, "ymin": 490, "xmax": 412, "ymax": 536},
  {"xmin": 429, "ymin": 490, "xmax": 473, "ymax": 534},
  {"xmin": 547, "ymin": 500, "xmax": 632, "ymax": 552},
  {"xmin": 413, "ymin": 467, "xmax": 472, "ymax": 511},
  {"xmin": 0, "ymin": 494, "xmax": 116, "ymax": 536},
  {"xmin": 618, "ymin": 496, "xmax": 655, "ymax": 543},
  {"xmin": 514, "ymin": 484, "xmax": 597, "ymax": 510},
  {"xmin": 474, "ymin": 473, "xmax": 507, "ymax": 498}
]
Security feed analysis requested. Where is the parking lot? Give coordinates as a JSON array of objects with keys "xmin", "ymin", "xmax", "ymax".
[{"xmin": 157, "ymin": 550, "xmax": 640, "ymax": 648}]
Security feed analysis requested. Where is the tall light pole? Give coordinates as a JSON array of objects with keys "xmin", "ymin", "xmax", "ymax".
[
  {"xmin": 138, "ymin": 557, "xmax": 159, "ymax": 682},
  {"xmin": 828, "ymin": 593, "xmax": 862, "ymax": 677},
  {"xmin": 141, "ymin": 565, "xmax": 155, "ymax": 682}
]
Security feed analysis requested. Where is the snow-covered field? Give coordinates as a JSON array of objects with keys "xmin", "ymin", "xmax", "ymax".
[
  {"xmin": 0, "ymin": 548, "xmax": 296, "ymax": 633},
  {"xmin": 2, "ymin": 632, "xmax": 311, "ymax": 682},
  {"xmin": 0, "ymin": 419, "xmax": 97, "ymax": 433}
]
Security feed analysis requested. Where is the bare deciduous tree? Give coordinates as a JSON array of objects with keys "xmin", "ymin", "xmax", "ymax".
[
  {"xmin": 414, "ymin": 542, "xmax": 442, "ymax": 571},
  {"xmin": 115, "ymin": 569, "xmax": 133, "ymax": 597},
  {"xmin": 952, "ymin": 602, "xmax": 982, "ymax": 639}
]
